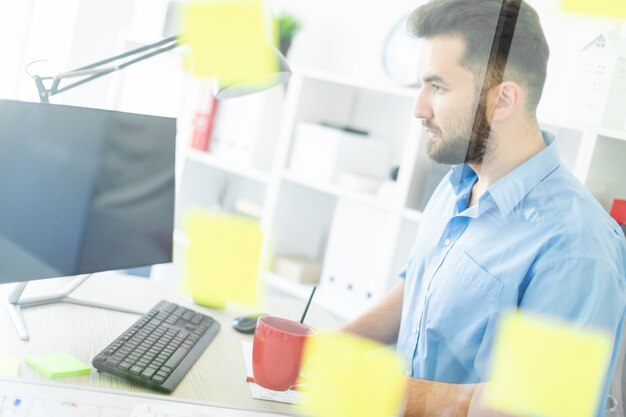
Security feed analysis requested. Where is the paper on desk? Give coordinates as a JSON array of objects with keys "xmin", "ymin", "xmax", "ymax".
[
  {"xmin": 0, "ymin": 378, "xmax": 286, "ymax": 417},
  {"xmin": 241, "ymin": 341, "xmax": 303, "ymax": 404}
]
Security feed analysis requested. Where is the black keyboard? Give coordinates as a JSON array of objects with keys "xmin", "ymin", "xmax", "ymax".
[{"xmin": 92, "ymin": 300, "xmax": 220, "ymax": 392}]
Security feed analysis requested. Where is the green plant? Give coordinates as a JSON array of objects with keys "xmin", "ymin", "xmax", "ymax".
[{"xmin": 276, "ymin": 12, "xmax": 302, "ymax": 40}]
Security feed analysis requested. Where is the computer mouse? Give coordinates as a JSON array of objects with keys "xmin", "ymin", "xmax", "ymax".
[{"xmin": 232, "ymin": 313, "xmax": 264, "ymax": 334}]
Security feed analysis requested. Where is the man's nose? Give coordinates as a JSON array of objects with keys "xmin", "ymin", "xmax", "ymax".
[{"xmin": 414, "ymin": 89, "xmax": 433, "ymax": 120}]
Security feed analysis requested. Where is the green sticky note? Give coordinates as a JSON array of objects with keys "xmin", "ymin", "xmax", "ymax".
[
  {"xmin": 483, "ymin": 311, "xmax": 612, "ymax": 417},
  {"xmin": 26, "ymin": 353, "xmax": 91, "ymax": 379},
  {"xmin": 0, "ymin": 356, "xmax": 20, "ymax": 377}
]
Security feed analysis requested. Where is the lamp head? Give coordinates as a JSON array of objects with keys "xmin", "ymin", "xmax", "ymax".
[{"xmin": 213, "ymin": 46, "xmax": 292, "ymax": 100}]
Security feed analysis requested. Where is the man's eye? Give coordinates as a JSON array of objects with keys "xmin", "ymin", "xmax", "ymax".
[{"xmin": 432, "ymin": 84, "xmax": 443, "ymax": 91}]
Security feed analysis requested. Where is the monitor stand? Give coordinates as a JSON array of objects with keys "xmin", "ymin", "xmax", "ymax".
[{"xmin": 6, "ymin": 275, "xmax": 145, "ymax": 341}]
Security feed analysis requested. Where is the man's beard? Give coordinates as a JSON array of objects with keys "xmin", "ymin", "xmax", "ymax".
[{"xmin": 424, "ymin": 96, "xmax": 492, "ymax": 165}]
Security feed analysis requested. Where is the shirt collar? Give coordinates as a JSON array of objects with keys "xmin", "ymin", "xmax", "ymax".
[
  {"xmin": 449, "ymin": 163, "xmax": 477, "ymax": 196},
  {"xmin": 448, "ymin": 130, "xmax": 561, "ymax": 217}
]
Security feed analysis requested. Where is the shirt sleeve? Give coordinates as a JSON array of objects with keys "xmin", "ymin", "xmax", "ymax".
[
  {"xmin": 519, "ymin": 257, "xmax": 625, "ymax": 330},
  {"xmin": 398, "ymin": 263, "xmax": 408, "ymax": 280}
]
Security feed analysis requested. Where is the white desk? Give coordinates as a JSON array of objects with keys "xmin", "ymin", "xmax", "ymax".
[{"xmin": 0, "ymin": 273, "xmax": 341, "ymax": 415}]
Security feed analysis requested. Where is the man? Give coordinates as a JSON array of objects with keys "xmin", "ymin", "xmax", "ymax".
[{"xmin": 343, "ymin": 0, "xmax": 626, "ymax": 416}]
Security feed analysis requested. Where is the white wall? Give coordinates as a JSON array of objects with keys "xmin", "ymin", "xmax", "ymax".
[
  {"xmin": 1, "ymin": 0, "xmax": 136, "ymax": 106},
  {"xmin": 267, "ymin": 0, "xmax": 422, "ymax": 86},
  {"xmin": 0, "ymin": 0, "xmax": 81, "ymax": 102},
  {"xmin": 0, "ymin": 0, "xmax": 34, "ymax": 99},
  {"xmin": 273, "ymin": 0, "xmax": 624, "ymax": 120},
  {"xmin": 57, "ymin": 0, "xmax": 135, "ymax": 109},
  {"xmin": 3, "ymin": 0, "xmax": 625, "ymax": 114}
]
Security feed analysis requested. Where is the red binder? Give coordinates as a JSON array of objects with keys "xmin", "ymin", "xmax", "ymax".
[{"xmin": 191, "ymin": 95, "xmax": 219, "ymax": 152}]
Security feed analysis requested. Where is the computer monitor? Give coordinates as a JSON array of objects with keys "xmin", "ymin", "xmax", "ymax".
[{"xmin": 0, "ymin": 99, "xmax": 176, "ymax": 339}]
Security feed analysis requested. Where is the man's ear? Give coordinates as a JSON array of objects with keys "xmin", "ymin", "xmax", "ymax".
[{"xmin": 490, "ymin": 81, "xmax": 523, "ymax": 122}]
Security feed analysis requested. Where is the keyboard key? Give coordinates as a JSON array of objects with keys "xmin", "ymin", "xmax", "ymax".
[
  {"xmin": 152, "ymin": 374, "xmax": 166, "ymax": 384},
  {"xmin": 164, "ymin": 347, "xmax": 189, "ymax": 369},
  {"xmin": 141, "ymin": 367, "xmax": 158, "ymax": 380},
  {"xmin": 108, "ymin": 357, "xmax": 123, "ymax": 367}
]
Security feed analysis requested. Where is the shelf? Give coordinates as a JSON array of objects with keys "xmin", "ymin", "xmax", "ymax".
[
  {"xmin": 281, "ymin": 171, "xmax": 395, "ymax": 212},
  {"xmin": 598, "ymin": 127, "xmax": 626, "ymax": 142},
  {"xmin": 186, "ymin": 149, "xmax": 271, "ymax": 184},
  {"xmin": 537, "ymin": 120, "xmax": 626, "ymax": 142},
  {"xmin": 537, "ymin": 116, "xmax": 588, "ymax": 131},
  {"xmin": 264, "ymin": 272, "xmax": 358, "ymax": 320},
  {"xmin": 403, "ymin": 208, "xmax": 423, "ymax": 223},
  {"xmin": 294, "ymin": 66, "xmax": 419, "ymax": 99},
  {"xmin": 263, "ymin": 271, "xmax": 316, "ymax": 300}
]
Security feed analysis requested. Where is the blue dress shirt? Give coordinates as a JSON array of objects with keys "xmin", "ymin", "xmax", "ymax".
[{"xmin": 397, "ymin": 131, "xmax": 626, "ymax": 415}]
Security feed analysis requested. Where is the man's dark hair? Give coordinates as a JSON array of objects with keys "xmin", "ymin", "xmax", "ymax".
[{"xmin": 409, "ymin": 0, "xmax": 550, "ymax": 113}]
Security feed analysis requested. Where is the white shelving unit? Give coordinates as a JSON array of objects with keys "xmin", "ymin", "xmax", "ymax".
[
  {"xmin": 187, "ymin": 149, "xmax": 271, "ymax": 185},
  {"xmin": 175, "ymin": 67, "xmax": 626, "ymax": 321},
  {"xmin": 175, "ymin": 69, "xmax": 430, "ymax": 320},
  {"xmin": 537, "ymin": 120, "xmax": 626, "ymax": 213}
]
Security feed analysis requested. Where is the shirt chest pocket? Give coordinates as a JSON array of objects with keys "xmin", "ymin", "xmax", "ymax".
[{"xmin": 424, "ymin": 249, "xmax": 503, "ymax": 352}]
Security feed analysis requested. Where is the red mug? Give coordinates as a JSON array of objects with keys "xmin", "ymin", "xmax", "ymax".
[{"xmin": 252, "ymin": 316, "xmax": 311, "ymax": 391}]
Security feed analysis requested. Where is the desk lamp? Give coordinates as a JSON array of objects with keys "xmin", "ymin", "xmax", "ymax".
[{"xmin": 27, "ymin": 34, "xmax": 291, "ymax": 103}]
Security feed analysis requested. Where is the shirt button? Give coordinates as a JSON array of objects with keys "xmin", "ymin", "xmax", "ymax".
[
  {"xmin": 444, "ymin": 239, "xmax": 451, "ymax": 246},
  {"xmin": 412, "ymin": 326, "xmax": 418, "ymax": 334}
]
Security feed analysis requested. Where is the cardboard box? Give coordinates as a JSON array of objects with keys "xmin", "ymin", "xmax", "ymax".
[
  {"xmin": 289, "ymin": 123, "xmax": 390, "ymax": 184},
  {"xmin": 273, "ymin": 255, "xmax": 322, "ymax": 284}
]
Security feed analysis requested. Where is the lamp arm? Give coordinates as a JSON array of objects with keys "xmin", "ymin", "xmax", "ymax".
[
  {"xmin": 34, "ymin": 35, "xmax": 182, "ymax": 103},
  {"xmin": 30, "ymin": 32, "xmax": 291, "ymax": 102},
  {"xmin": 70, "ymin": 35, "xmax": 180, "ymax": 73}
]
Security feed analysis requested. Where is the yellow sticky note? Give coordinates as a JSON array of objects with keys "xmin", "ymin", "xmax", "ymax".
[
  {"xmin": 483, "ymin": 311, "xmax": 612, "ymax": 417},
  {"xmin": 185, "ymin": 210, "xmax": 262, "ymax": 309},
  {"xmin": 0, "ymin": 356, "xmax": 20, "ymax": 377},
  {"xmin": 561, "ymin": 0, "xmax": 626, "ymax": 19},
  {"xmin": 180, "ymin": 0, "xmax": 277, "ymax": 85},
  {"xmin": 299, "ymin": 332, "xmax": 406, "ymax": 417}
]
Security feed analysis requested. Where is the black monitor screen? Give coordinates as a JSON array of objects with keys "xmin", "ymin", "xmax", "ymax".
[{"xmin": 0, "ymin": 100, "xmax": 175, "ymax": 283}]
